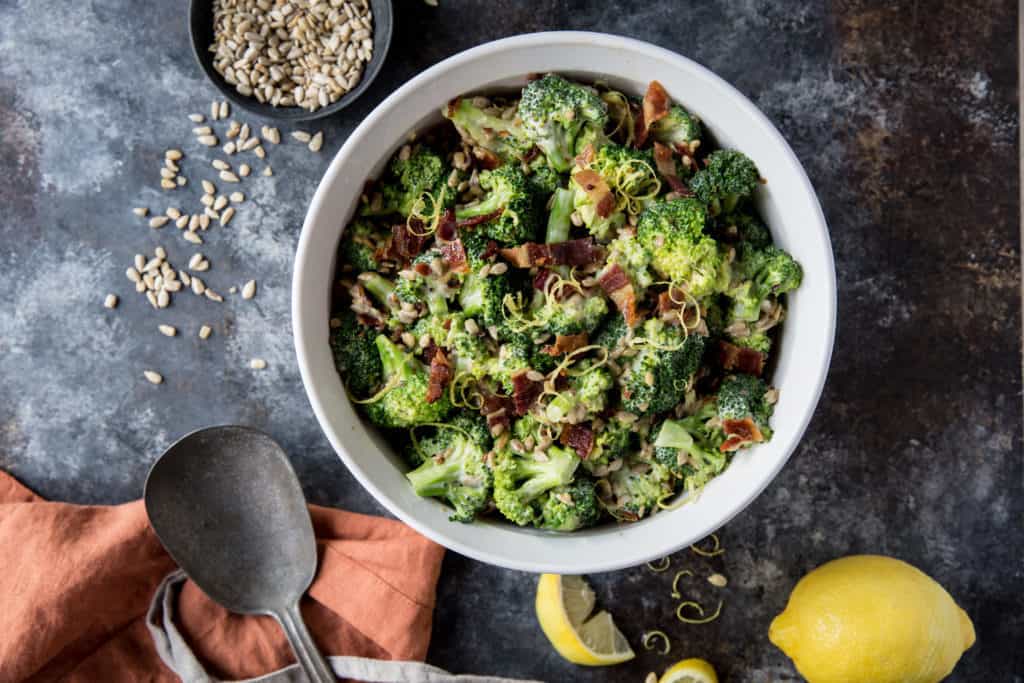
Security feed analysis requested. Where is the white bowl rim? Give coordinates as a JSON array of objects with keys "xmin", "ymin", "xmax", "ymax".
[{"xmin": 293, "ymin": 31, "xmax": 837, "ymax": 573}]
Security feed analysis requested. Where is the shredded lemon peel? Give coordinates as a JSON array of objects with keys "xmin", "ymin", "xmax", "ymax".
[{"xmin": 641, "ymin": 630, "xmax": 671, "ymax": 655}]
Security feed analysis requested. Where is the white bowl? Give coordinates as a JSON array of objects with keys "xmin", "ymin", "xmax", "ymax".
[{"xmin": 293, "ymin": 32, "xmax": 836, "ymax": 573}]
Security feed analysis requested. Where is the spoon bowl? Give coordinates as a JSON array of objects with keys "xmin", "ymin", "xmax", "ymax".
[{"xmin": 145, "ymin": 425, "xmax": 334, "ymax": 682}]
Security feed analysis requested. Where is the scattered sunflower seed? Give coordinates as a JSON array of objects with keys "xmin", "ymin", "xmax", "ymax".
[
  {"xmin": 184, "ymin": 231, "xmax": 203, "ymax": 245},
  {"xmin": 165, "ymin": 149, "xmax": 183, "ymax": 161},
  {"xmin": 191, "ymin": 276, "xmax": 205, "ymax": 295},
  {"xmin": 205, "ymin": 289, "xmax": 224, "ymax": 302},
  {"xmin": 262, "ymin": 126, "xmax": 280, "ymax": 144},
  {"xmin": 166, "ymin": 207, "xmax": 181, "ymax": 219},
  {"xmin": 262, "ymin": 166, "xmax": 273, "ymax": 176},
  {"xmin": 241, "ymin": 279, "xmax": 256, "ymax": 299},
  {"xmin": 144, "ymin": 370, "xmax": 163, "ymax": 385},
  {"xmin": 210, "ymin": 100, "xmax": 220, "ymax": 121},
  {"xmin": 223, "ymin": 141, "xmax": 237, "ymax": 155},
  {"xmin": 201, "ymin": 179, "xmax": 216, "ymax": 194},
  {"xmin": 158, "ymin": 324, "xmax": 177, "ymax": 337},
  {"xmin": 308, "ymin": 131, "xmax": 323, "ymax": 152},
  {"xmin": 708, "ymin": 573, "xmax": 728, "ymax": 588},
  {"xmin": 175, "ymin": 215, "xmax": 189, "ymax": 229},
  {"xmin": 249, "ymin": 358, "xmax": 267, "ymax": 370},
  {"xmin": 213, "ymin": 195, "xmax": 228, "ymax": 211},
  {"xmin": 229, "ymin": 191, "xmax": 244, "ymax": 203},
  {"xmin": 176, "ymin": 176, "xmax": 187, "ymax": 186},
  {"xmin": 220, "ymin": 207, "xmax": 236, "ymax": 225},
  {"xmin": 219, "ymin": 101, "xmax": 229, "ymax": 120},
  {"xmin": 197, "ymin": 135, "xmax": 218, "ymax": 147},
  {"xmin": 219, "ymin": 170, "xmax": 240, "ymax": 183},
  {"xmin": 133, "ymin": 207, "xmax": 148, "ymax": 217},
  {"xmin": 149, "ymin": 216, "xmax": 169, "ymax": 229},
  {"xmin": 238, "ymin": 163, "xmax": 250, "ymax": 177},
  {"xmin": 198, "ymin": 325, "xmax": 212, "ymax": 340},
  {"xmin": 160, "ymin": 179, "xmax": 176, "ymax": 190},
  {"xmin": 253, "ymin": 145, "xmax": 266, "ymax": 159},
  {"xmin": 291, "ymin": 131, "xmax": 312, "ymax": 143},
  {"xmin": 212, "ymin": 159, "xmax": 230, "ymax": 171},
  {"xmin": 104, "ymin": 294, "xmax": 118, "ymax": 309},
  {"xmin": 188, "ymin": 113, "xmax": 205, "ymax": 123}
]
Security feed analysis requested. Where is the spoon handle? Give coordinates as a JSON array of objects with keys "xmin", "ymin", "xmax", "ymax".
[{"xmin": 276, "ymin": 603, "xmax": 336, "ymax": 682}]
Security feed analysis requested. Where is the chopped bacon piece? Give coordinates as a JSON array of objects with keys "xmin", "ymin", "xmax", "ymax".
[
  {"xmin": 438, "ymin": 238, "xmax": 468, "ymax": 273},
  {"xmin": 413, "ymin": 261, "xmax": 431, "ymax": 276},
  {"xmin": 425, "ymin": 349, "xmax": 452, "ymax": 404},
  {"xmin": 560, "ymin": 423, "xmax": 595, "ymax": 459},
  {"xmin": 474, "ymin": 148, "xmax": 501, "ymax": 170},
  {"xmin": 572, "ymin": 169, "xmax": 615, "ymax": 218},
  {"xmin": 598, "ymin": 264, "xmax": 639, "ymax": 325},
  {"xmin": 720, "ymin": 417, "xmax": 765, "ymax": 452},
  {"xmin": 636, "ymin": 80, "xmax": 671, "ymax": 147},
  {"xmin": 455, "ymin": 208, "xmax": 504, "ymax": 229},
  {"xmin": 500, "ymin": 238, "xmax": 604, "ymax": 268},
  {"xmin": 533, "ymin": 268, "xmax": 557, "ymax": 292},
  {"xmin": 653, "ymin": 142, "xmax": 693, "ymax": 196},
  {"xmin": 422, "ymin": 341, "xmax": 439, "ymax": 365},
  {"xmin": 544, "ymin": 332, "xmax": 588, "ymax": 356},
  {"xmin": 522, "ymin": 146, "xmax": 541, "ymax": 164},
  {"xmin": 378, "ymin": 223, "xmax": 429, "ymax": 263},
  {"xmin": 717, "ymin": 340, "xmax": 767, "ymax": 377},
  {"xmin": 481, "ymin": 392, "xmax": 512, "ymax": 416},
  {"xmin": 436, "ymin": 208, "xmax": 457, "ymax": 241},
  {"xmin": 510, "ymin": 370, "xmax": 542, "ymax": 416}
]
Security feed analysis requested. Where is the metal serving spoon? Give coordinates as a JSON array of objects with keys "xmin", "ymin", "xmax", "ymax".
[{"xmin": 144, "ymin": 425, "xmax": 334, "ymax": 683}]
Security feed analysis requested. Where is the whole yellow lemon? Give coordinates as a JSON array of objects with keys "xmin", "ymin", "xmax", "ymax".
[{"xmin": 769, "ymin": 555, "xmax": 975, "ymax": 683}]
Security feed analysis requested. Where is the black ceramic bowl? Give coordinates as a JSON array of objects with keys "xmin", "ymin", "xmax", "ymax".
[{"xmin": 188, "ymin": 0, "xmax": 393, "ymax": 121}]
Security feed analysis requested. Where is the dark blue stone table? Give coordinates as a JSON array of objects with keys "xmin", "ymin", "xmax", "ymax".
[{"xmin": 0, "ymin": 1, "xmax": 1019, "ymax": 680}]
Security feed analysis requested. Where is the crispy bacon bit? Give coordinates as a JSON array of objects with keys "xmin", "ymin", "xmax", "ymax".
[
  {"xmin": 439, "ymin": 239, "xmax": 468, "ymax": 273},
  {"xmin": 636, "ymin": 80, "xmax": 671, "ymax": 147},
  {"xmin": 575, "ymin": 143, "xmax": 596, "ymax": 167},
  {"xmin": 455, "ymin": 208, "xmax": 504, "ymax": 229},
  {"xmin": 598, "ymin": 264, "xmax": 639, "ymax": 325},
  {"xmin": 436, "ymin": 208, "xmax": 457, "ymax": 241},
  {"xmin": 653, "ymin": 142, "xmax": 693, "ymax": 196},
  {"xmin": 422, "ymin": 341, "xmax": 439, "ymax": 364},
  {"xmin": 413, "ymin": 261, "xmax": 431, "ymax": 276},
  {"xmin": 510, "ymin": 370, "xmax": 543, "ymax": 416},
  {"xmin": 717, "ymin": 340, "xmax": 767, "ymax": 377},
  {"xmin": 720, "ymin": 417, "xmax": 765, "ymax": 452},
  {"xmin": 500, "ymin": 238, "xmax": 604, "ymax": 268},
  {"xmin": 544, "ymin": 332, "xmax": 588, "ymax": 357},
  {"xmin": 572, "ymin": 169, "xmax": 615, "ymax": 218},
  {"xmin": 522, "ymin": 146, "xmax": 541, "ymax": 164},
  {"xmin": 560, "ymin": 423, "xmax": 595, "ymax": 459},
  {"xmin": 378, "ymin": 222, "xmax": 429, "ymax": 263},
  {"xmin": 445, "ymin": 97, "xmax": 462, "ymax": 118},
  {"xmin": 425, "ymin": 349, "xmax": 452, "ymax": 404},
  {"xmin": 481, "ymin": 392, "xmax": 512, "ymax": 416},
  {"xmin": 474, "ymin": 148, "xmax": 501, "ymax": 170}
]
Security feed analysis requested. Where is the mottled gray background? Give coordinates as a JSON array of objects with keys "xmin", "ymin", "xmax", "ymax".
[{"xmin": 0, "ymin": 1, "xmax": 1020, "ymax": 681}]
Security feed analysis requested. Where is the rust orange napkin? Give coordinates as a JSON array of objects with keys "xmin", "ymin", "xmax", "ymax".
[{"xmin": 0, "ymin": 471, "xmax": 445, "ymax": 683}]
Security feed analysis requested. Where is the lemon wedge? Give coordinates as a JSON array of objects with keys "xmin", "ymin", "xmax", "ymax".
[
  {"xmin": 535, "ymin": 574, "xmax": 635, "ymax": 666},
  {"xmin": 658, "ymin": 658, "xmax": 719, "ymax": 683}
]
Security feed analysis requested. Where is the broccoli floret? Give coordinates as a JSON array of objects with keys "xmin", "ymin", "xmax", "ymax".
[
  {"xmin": 449, "ymin": 321, "xmax": 493, "ymax": 378},
  {"xmin": 455, "ymin": 165, "xmax": 542, "ymax": 245},
  {"xmin": 648, "ymin": 104, "xmax": 702, "ymax": 148},
  {"xmin": 652, "ymin": 415, "xmax": 727, "ymax": 491},
  {"xmin": 411, "ymin": 311, "xmax": 456, "ymax": 348},
  {"xmin": 719, "ymin": 211, "xmax": 772, "ymax": 248},
  {"xmin": 519, "ymin": 74, "xmax": 608, "ymax": 172},
  {"xmin": 539, "ymin": 479, "xmax": 601, "ymax": 531},
  {"xmin": 603, "ymin": 231, "xmax": 654, "ymax": 298},
  {"xmin": 728, "ymin": 245, "xmax": 802, "ymax": 322},
  {"xmin": 488, "ymin": 332, "xmax": 556, "ymax": 393},
  {"xmin": 459, "ymin": 228, "xmax": 496, "ymax": 270},
  {"xmin": 731, "ymin": 332, "xmax": 772, "ymax": 354},
  {"xmin": 443, "ymin": 97, "xmax": 530, "ymax": 163},
  {"xmin": 609, "ymin": 458, "xmax": 674, "ymax": 519},
  {"xmin": 572, "ymin": 144, "xmax": 658, "ymax": 241},
  {"xmin": 459, "ymin": 271, "xmax": 511, "ymax": 328},
  {"xmin": 528, "ymin": 164, "xmax": 564, "ymax": 197},
  {"xmin": 533, "ymin": 292, "xmax": 608, "ymax": 337},
  {"xmin": 363, "ymin": 335, "xmax": 453, "ymax": 428},
  {"xmin": 690, "ymin": 150, "xmax": 760, "ymax": 216},
  {"xmin": 572, "ymin": 365, "xmax": 614, "ymax": 414},
  {"xmin": 364, "ymin": 147, "xmax": 452, "ymax": 218},
  {"xmin": 637, "ymin": 198, "xmax": 728, "ymax": 298},
  {"xmin": 406, "ymin": 414, "xmax": 493, "ymax": 522},
  {"xmin": 545, "ymin": 187, "xmax": 575, "ymax": 244},
  {"xmin": 394, "ymin": 250, "xmax": 458, "ymax": 316},
  {"xmin": 357, "ymin": 272, "xmax": 403, "ymax": 317},
  {"xmin": 717, "ymin": 374, "xmax": 773, "ymax": 435},
  {"xmin": 338, "ymin": 219, "xmax": 386, "ymax": 272},
  {"xmin": 493, "ymin": 445, "xmax": 580, "ymax": 526},
  {"xmin": 620, "ymin": 319, "xmax": 706, "ymax": 416},
  {"xmin": 511, "ymin": 414, "xmax": 544, "ymax": 444},
  {"xmin": 592, "ymin": 313, "xmax": 630, "ymax": 351},
  {"xmin": 582, "ymin": 417, "xmax": 634, "ymax": 474},
  {"xmin": 329, "ymin": 311, "xmax": 383, "ymax": 398}
]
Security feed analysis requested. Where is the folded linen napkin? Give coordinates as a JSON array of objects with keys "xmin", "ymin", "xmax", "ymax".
[{"xmin": 0, "ymin": 470, "xmax": 458, "ymax": 683}]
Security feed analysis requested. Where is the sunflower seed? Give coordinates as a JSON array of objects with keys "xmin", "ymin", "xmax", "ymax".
[
  {"xmin": 219, "ymin": 171, "xmax": 240, "ymax": 183},
  {"xmin": 193, "ymin": 126, "xmax": 213, "ymax": 136},
  {"xmin": 165, "ymin": 149, "xmax": 183, "ymax": 161},
  {"xmin": 144, "ymin": 370, "xmax": 163, "ymax": 385},
  {"xmin": 179, "ymin": 271, "xmax": 191, "ymax": 286},
  {"xmin": 145, "ymin": 290, "xmax": 158, "ymax": 307},
  {"xmin": 239, "ymin": 123, "xmax": 250, "ymax": 142},
  {"xmin": 308, "ymin": 131, "xmax": 323, "ymax": 152},
  {"xmin": 226, "ymin": 120, "xmax": 241, "ymax": 139},
  {"xmin": 158, "ymin": 324, "xmax": 177, "ymax": 337},
  {"xmin": 230, "ymin": 191, "xmax": 244, "ymax": 203},
  {"xmin": 240, "ymin": 137, "xmax": 260, "ymax": 151},
  {"xmin": 205, "ymin": 289, "xmax": 223, "ymax": 302},
  {"xmin": 188, "ymin": 113, "xmax": 204, "ymax": 123},
  {"xmin": 160, "ymin": 179, "xmax": 176, "ymax": 190},
  {"xmin": 223, "ymin": 141, "xmax": 237, "ymax": 155},
  {"xmin": 165, "ymin": 159, "xmax": 179, "ymax": 172},
  {"xmin": 291, "ymin": 131, "xmax": 311, "ymax": 143},
  {"xmin": 199, "ymin": 214, "xmax": 210, "ymax": 230},
  {"xmin": 201, "ymin": 179, "xmax": 216, "ymax": 194},
  {"xmin": 104, "ymin": 294, "xmax": 118, "ymax": 309},
  {"xmin": 176, "ymin": 176, "xmax": 187, "ymax": 186},
  {"xmin": 262, "ymin": 166, "xmax": 273, "ymax": 176},
  {"xmin": 249, "ymin": 358, "xmax": 267, "ymax": 370},
  {"xmin": 201, "ymin": 194, "xmax": 214, "ymax": 207},
  {"xmin": 238, "ymin": 163, "xmax": 250, "ymax": 177},
  {"xmin": 212, "ymin": 159, "xmax": 230, "ymax": 171},
  {"xmin": 188, "ymin": 253, "xmax": 204, "ymax": 270},
  {"xmin": 154, "ymin": 246, "xmax": 166, "ymax": 259},
  {"xmin": 133, "ymin": 207, "xmax": 148, "ymax": 217},
  {"xmin": 220, "ymin": 207, "xmax": 236, "ymax": 225},
  {"xmin": 191, "ymin": 276, "xmax": 205, "ymax": 295},
  {"xmin": 213, "ymin": 195, "xmax": 228, "ymax": 211},
  {"xmin": 219, "ymin": 101, "xmax": 229, "ymax": 119},
  {"xmin": 241, "ymin": 279, "xmax": 257, "ymax": 299},
  {"xmin": 188, "ymin": 214, "xmax": 200, "ymax": 231},
  {"xmin": 165, "ymin": 207, "xmax": 180, "ymax": 220},
  {"xmin": 253, "ymin": 145, "xmax": 266, "ymax": 159},
  {"xmin": 198, "ymin": 135, "xmax": 218, "ymax": 147},
  {"xmin": 175, "ymin": 215, "xmax": 189, "ymax": 229},
  {"xmin": 156, "ymin": 290, "xmax": 169, "ymax": 308},
  {"xmin": 164, "ymin": 280, "xmax": 182, "ymax": 292},
  {"xmin": 262, "ymin": 126, "xmax": 280, "ymax": 144},
  {"xmin": 708, "ymin": 573, "xmax": 728, "ymax": 588},
  {"xmin": 184, "ymin": 230, "xmax": 203, "ymax": 245},
  {"xmin": 198, "ymin": 325, "xmax": 212, "ymax": 340},
  {"xmin": 489, "ymin": 262, "xmax": 508, "ymax": 275},
  {"xmin": 148, "ymin": 216, "xmax": 168, "ymax": 229}
]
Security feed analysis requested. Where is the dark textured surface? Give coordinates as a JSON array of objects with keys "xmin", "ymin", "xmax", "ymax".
[{"xmin": 0, "ymin": 1, "xmax": 1020, "ymax": 681}]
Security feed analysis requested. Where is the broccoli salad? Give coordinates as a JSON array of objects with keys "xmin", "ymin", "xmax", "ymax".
[{"xmin": 329, "ymin": 74, "xmax": 802, "ymax": 531}]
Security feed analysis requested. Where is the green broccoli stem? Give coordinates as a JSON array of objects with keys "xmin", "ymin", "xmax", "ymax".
[
  {"xmin": 537, "ymin": 129, "xmax": 574, "ymax": 173},
  {"xmin": 455, "ymin": 187, "xmax": 507, "ymax": 219},
  {"xmin": 374, "ymin": 334, "xmax": 413, "ymax": 380},
  {"xmin": 545, "ymin": 188, "xmax": 575, "ymax": 244},
  {"xmin": 360, "ymin": 273, "xmax": 396, "ymax": 307},
  {"xmin": 545, "ymin": 392, "xmax": 577, "ymax": 422},
  {"xmin": 427, "ymin": 289, "xmax": 449, "ymax": 316},
  {"xmin": 407, "ymin": 458, "xmax": 460, "ymax": 497}
]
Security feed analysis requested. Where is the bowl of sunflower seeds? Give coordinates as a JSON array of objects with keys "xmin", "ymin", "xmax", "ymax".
[{"xmin": 189, "ymin": 0, "xmax": 393, "ymax": 121}]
